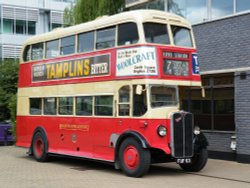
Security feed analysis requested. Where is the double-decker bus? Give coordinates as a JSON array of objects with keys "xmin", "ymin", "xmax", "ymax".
[{"xmin": 16, "ymin": 10, "xmax": 208, "ymax": 177}]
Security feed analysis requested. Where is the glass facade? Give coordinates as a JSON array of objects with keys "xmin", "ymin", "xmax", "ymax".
[
  {"xmin": 1, "ymin": 19, "xmax": 36, "ymax": 35},
  {"xmin": 130, "ymin": 0, "xmax": 250, "ymax": 24}
]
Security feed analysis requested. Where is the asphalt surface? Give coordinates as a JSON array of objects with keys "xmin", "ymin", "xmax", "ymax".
[{"xmin": 0, "ymin": 146, "xmax": 250, "ymax": 188}]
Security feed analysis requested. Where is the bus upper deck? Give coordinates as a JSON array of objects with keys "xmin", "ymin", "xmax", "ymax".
[{"xmin": 18, "ymin": 10, "xmax": 200, "ymax": 88}]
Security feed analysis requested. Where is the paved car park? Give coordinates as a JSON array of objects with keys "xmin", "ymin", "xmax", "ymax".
[{"xmin": 0, "ymin": 146, "xmax": 250, "ymax": 188}]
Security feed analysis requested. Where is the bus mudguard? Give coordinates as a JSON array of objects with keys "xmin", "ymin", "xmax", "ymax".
[
  {"xmin": 29, "ymin": 126, "xmax": 48, "ymax": 155},
  {"xmin": 112, "ymin": 131, "xmax": 150, "ymax": 169},
  {"xmin": 193, "ymin": 132, "xmax": 209, "ymax": 153}
]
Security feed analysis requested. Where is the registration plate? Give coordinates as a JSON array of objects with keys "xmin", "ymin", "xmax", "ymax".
[{"xmin": 176, "ymin": 158, "xmax": 191, "ymax": 164}]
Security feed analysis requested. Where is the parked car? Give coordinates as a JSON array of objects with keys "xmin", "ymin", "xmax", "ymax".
[{"xmin": 0, "ymin": 120, "xmax": 14, "ymax": 146}]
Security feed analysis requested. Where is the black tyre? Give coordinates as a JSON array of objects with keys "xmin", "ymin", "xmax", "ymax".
[
  {"xmin": 32, "ymin": 131, "xmax": 49, "ymax": 162},
  {"xmin": 119, "ymin": 137, "xmax": 151, "ymax": 177},
  {"xmin": 179, "ymin": 148, "xmax": 208, "ymax": 172}
]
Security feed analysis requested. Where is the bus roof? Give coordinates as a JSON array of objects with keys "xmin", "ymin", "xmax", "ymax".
[{"xmin": 23, "ymin": 9, "xmax": 191, "ymax": 46}]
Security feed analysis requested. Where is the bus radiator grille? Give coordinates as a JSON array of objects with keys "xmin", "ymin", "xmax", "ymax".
[{"xmin": 171, "ymin": 112, "xmax": 193, "ymax": 158}]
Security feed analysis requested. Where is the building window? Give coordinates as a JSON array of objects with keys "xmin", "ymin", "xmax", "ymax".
[
  {"xmin": 28, "ymin": 21, "xmax": 36, "ymax": 35},
  {"xmin": 181, "ymin": 74, "xmax": 235, "ymax": 131},
  {"xmin": 168, "ymin": 0, "xmax": 207, "ymax": 24},
  {"xmin": 51, "ymin": 23, "xmax": 62, "ymax": 30},
  {"xmin": 211, "ymin": 0, "xmax": 234, "ymax": 19},
  {"xmin": 3, "ymin": 19, "xmax": 14, "ymax": 34},
  {"xmin": 236, "ymin": 0, "xmax": 250, "ymax": 12},
  {"xmin": 78, "ymin": 31, "xmax": 95, "ymax": 53},
  {"xmin": 16, "ymin": 20, "xmax": 26, "ymax": 34}
]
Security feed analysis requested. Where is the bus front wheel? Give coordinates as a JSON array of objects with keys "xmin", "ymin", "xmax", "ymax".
[
  {"xmin": 32, "ymin": 131, "xmax": 49, "ymax": 162},
  {"xmin": 119, "ymin": 137, "xmax": 151, "ymax": 177},
  {"xmin": 179, "ymin": 148, "xmax": 208, "ymax": 172}
]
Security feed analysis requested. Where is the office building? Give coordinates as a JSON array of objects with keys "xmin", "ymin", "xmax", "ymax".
[{"xmin": 0, "ymin": 0, "xmax": 75, "ymax": 59}]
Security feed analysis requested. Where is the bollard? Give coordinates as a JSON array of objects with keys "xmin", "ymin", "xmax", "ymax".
[{"xmin": 4, "ymin": 128, "xmax": 8, "ymax": 146}]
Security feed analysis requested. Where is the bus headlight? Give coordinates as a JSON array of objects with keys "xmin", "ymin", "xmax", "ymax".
[
  {"xmin": 157, "ymin": 125, "xmax": 167, "ymax": 137},
  {"xmin": 194, "ymin": 126, "xmax": 200, "ymax": 135}
]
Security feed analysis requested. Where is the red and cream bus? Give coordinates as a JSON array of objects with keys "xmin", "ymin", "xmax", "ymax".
[{"xmin": 16, "ymin": 10, "xmax": 208, "ymax": 177}]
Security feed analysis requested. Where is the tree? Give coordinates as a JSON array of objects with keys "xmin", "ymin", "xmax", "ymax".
[
  {"xmin": 64, "ymin": 0, "xmax": 125, "ymax": 26},
  {"xmin": 0, "ymin": 59, "xmax": 19, "ymax": 122}
]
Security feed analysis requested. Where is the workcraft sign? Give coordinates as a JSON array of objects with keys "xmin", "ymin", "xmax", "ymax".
[
  {"xmin": 116, "ymin": 46, "xmax": 158, "ymax": 77},
  {"xmin": 32, "ymin": 54, "xmax": 110, "ymax": 82}
]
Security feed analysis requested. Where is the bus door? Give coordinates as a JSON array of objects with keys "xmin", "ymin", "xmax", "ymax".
[
  {"xmin": 117, "ymin": 85, "xmax": 148, "ymax": 132},
  {"xmin": 92, "ymin": 95, "xmax": 115, "ymax": 161}
]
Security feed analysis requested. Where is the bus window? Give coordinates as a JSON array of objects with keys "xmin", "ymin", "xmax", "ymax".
[
  {"xmin": 59, "ymin": 97, "xmax": 73, "ymax": 115},
  {"xmin": 31, "ymin": 43, "xmax": 43, "ymax": 60},
  {"xmin": 96, "ymin": 27, "xmax": 116, "ymax": 50},
  {"xmin": 78, "ymin": 31, "xmax": 94, "ymax": 53},
  {"xmin": 143, "ymin": 22, "xmax": 170, "ymax": 44},
  {"xmin": 23, "ymin": 45, "xmax": 31, "ymax": 62},
  {"xmin": 133, "ymin": 85, "xmax": 147, "ymax": 116},
  {"xmin": 46, "ymin": 39, "xmax": 59, "ymax": 58},
  {"xmin": 76, "ymin": 96, "xmax": 93, "ymax": 116},
  {"xmin": 118, "ymin": 22, "xmax": 139, "ymax": 46},
  {"xmin": 171, "ymin": 26, "xmax": 193, "ymax": 47},
  {"xmin": 150, "ymin": 86, "xmax": 177, "ymax": 107},
  {"xmin": 44, "ymin": 97, "xmax": 57, "ymax": 115},
  {"xmin": 95, "ymin": 96, "xmax": 113, "ymax": 116},
  {"xmin": 30, "ymin": 98, "xmax": 42, "ymax": 115},
  {"xmin": 118, "ymin": 86, "xmax": 130, "ymax": 116},
  {"xmin": 61, "ymin": 35, "xmax": 75, "ymax": 55}
]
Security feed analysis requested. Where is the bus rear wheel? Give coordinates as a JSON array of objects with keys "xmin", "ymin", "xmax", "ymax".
[
  {"xmin": 119, "ymin": 138, "xmax": 151, "ymax": 177},
  {"xmin": 32, "ymin": 131, "xmax": 49, "ymax": 162}
]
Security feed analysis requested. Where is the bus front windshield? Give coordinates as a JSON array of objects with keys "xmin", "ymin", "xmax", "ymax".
[
  {"xmin": 143, "ymin": 22, "xmax": 193, "ymax": 48},
  {"xmin": 150, "ymin": 85, "xmax": 177, "ymax": 108}
]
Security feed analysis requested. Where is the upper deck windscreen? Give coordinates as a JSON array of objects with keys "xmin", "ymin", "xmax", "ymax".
[{"xmin": 143, "ymin": 22, "xmax": 193, "ymax": 48}]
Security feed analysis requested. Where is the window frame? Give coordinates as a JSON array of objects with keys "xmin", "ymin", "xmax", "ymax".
[
  {"xmin": 75, "ymin": 96, "xmax": 93, "ymax": 116},
  {"xmin": 60, "ymin": 35, "xmax": 76, "ymax": 56},
  {"xmin": 94, "ymin": 95, "xmax": 114, "ymax": 116},
  {"xmin": 45, "ymin": 39, "xmax": 60, "ymax": 59}
]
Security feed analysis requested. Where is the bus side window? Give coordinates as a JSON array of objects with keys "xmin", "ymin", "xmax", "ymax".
[
  {"xmin": 118, "ymin": 22, "xmax": 139, "ymax": 46},
  {"xmin": 44, "ymin": 97, "xmax": 57, "ymax": 115},
  {"xmin": 23, "ymin": 45, "xmax": 31, "ymax": 62},
  {"xmin": 133, "ymin": 85, "xmax": 147, "ymax": 117},
  {"xmin": 95, "ymin": 96, "xmax": 113, "ymax": 116},
  {"xmin": 96, "ymin": 26, "xmax": 115, "ymax": 50},
  {"xmin": 31, "ymin": 42, "xmax": 43, "ymax": 60},
  {"xmin": 59, "ymin": 97, "xmax": 73, "ymax": 115},
  {"xmin": 76, "ymin": 96, "xmax": 93, "ymax": 116},
  {"xmin": 46, "ymin": 39, "xmax": 59, "ymax": 58},
  {"xmin": 118, "ymin": 86, "xmax": 130, "ymax": 116},
  {"xmin": 78, "ymin": 31, "xmax": 94, "ymax": 53},
  {"xmin": 30, "ymin": 98, "xmax": 42, "ymax": 115},
  {"xmin": 61, "ymin": 35, "xmax": 75, "ymax": 55}
]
